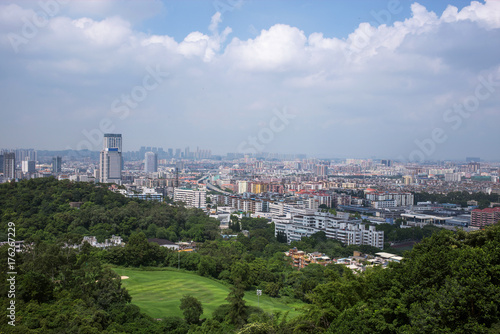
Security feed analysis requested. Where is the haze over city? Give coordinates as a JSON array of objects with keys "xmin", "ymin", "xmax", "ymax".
[{"xmin": 1, "ymin": 0, "xmax": 499, "ymax": 160}]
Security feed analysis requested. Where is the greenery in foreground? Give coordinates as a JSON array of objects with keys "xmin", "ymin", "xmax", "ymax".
[
  {"xmin": 2, "ymin": 224, "xmax": 500, "ymax": 333},
  {"xmin": 1, "ymin": 178, "xmax": 500, "ymax": 333}
]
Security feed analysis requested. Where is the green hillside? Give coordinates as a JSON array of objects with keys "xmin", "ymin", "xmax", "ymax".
[{"xmin": 112, "ymin": 267, "xmax": 304, "ymax": 319}]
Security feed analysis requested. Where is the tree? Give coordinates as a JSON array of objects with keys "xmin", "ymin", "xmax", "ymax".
[
  {"xmin": 226, "ymin": 278, "xmax": 247, "ymax": 327},
  {"xmin": 179, "ymin": 295, "xmax": 203, "ymax": 324},
  {"xmin": 276, "ymin": 231, "xmax": 287, "ymax": 244}
]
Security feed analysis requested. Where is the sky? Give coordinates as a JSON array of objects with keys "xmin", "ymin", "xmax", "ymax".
[{"xmin": 0, "ymin": 0, "xmax": 499, "ymax": 161}]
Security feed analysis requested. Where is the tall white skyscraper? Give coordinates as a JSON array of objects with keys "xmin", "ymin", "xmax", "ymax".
[
  {"xmin": 99, "ymin": 134, "xmax": 122, "ymax": 184},
  {"xmin": 144, "ymin": 151, "xmax": 158, "ymax": 173}
]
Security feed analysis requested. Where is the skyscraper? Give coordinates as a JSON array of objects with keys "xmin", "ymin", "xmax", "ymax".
[
  {"xmin": 3, "ymin": 152, "xmax": 15, "ymax": 180},
  {"xmin": 52, "ymin": 156, "xmax": 62, "ymax": 174},
  {"xmin": 144, "ymin": 151, "xmax": 158, "ymax": 173},
  {"xmin": 100, "ymin": 134, "xmax": 122, "ymax": 184}
]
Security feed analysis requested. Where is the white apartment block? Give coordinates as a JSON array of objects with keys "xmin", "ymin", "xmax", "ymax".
[
  {"xmin": 237, "ymin": 180, "xmax": 248, "ymax": 194},
  {"xmin": 366, "ymin": 192, "xmax": 414, "ymax": 207},
  {"xmin": 274, "ymin": 212, "xmax": 384, "ymax": 249},
  {"xmin": 371, "ymin": 200, "xmax": 397, "ymax": 209},
  {"xmin": 174, "ymin": 188, "xmax": 206, "ymax": 209}
]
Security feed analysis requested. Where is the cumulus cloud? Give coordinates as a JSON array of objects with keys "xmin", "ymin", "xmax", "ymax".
[{"xmin": 0, "ymin": 1, "xmax": 500, "ymax": 159}]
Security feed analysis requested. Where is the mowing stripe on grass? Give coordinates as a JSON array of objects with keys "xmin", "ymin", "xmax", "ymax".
[{"xmin": 112, "ymin": 267, "xmax": 304, "ymax": 319}]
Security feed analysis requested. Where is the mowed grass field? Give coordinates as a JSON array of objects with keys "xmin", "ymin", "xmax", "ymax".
[{"xmin": 112, "ymin": 267, "xmax": 304, "ymax": 319}]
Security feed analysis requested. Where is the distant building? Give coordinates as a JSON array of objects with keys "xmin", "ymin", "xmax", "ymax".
[
  {"xmin": 174, "ymin": 188, "xmax": 206, "ymax": 208},
  {"xmin": 52, "ymin": 156, "xmax": 62, "ymax": 174},
  {"xmin": 22, "ymin": 159, "xmax": 36, "ymax": 174},
  {"xmin": 315, "ymin": 164, "xmax": 328, "ymax": 176},
  {"xmin": 285, "ymin": 248, "xmax": 332, "ymax": 269},
  {"xmin": 274, "ymin": 212, "xmax": 384, "ymax": 249},
  {"xmin": 144, "ymin": 151, "xmax": 158, "ymax": 173},
  {"xmin": 3, "ymin": 152, "xmax": 15, "ymax": 180},
  {"xmin": 403, "ymin": 175, "xmax": 413, "ymax": 185},
  {"xmin": 445, "ymin": 173, "xmax": 462, "ymax": 182},
  {"xmin": 100, "ymin": 134, "xmax": 122, "ymax": 184},
  {"xmin": 467, "ymin": 162, "xmax": 480, "ymax": 173},
  {"xmin": 381, "ymin": 159, "xmax": 392, "ymax": 167},
  {"xmin": 366, "ymin": 191, "xmax": 414, "ymax": 207},
  {"xmin": 471, "ymin": 207, "xmax": 500, "ymax": 228},
  {"xmin": 371, "ymin": 200, "xmax": 397, "ymax": 209}
]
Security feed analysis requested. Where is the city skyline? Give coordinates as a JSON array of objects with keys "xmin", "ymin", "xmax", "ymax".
[{"xmin": 1, "ymin": 0, "xmax": 499, "ymax": 160}]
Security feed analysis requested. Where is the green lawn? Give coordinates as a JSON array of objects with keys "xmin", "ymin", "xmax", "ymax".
[{"xmin": 112, "ymin": 267, "xmax": 304, "ymax": 319}]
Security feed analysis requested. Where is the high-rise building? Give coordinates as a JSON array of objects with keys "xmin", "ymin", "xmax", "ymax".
[
  {"xmin": 381, "ymin": 159, "xmax": 392, "ymax": 167},
  {"xmin": 100, "ymin": 134, "xmax": 122, "ymax": 184},
  {"xmin": 52, "ymin": 156, "xmax": 62, "ymax": 174},
  {"xmin": 0, "ymin": 154, "xmax": 3, "ymax": 173},
  {"xmin": 316, "ymin": 164, "xmax": 328, "ymax": 176},
  {"xmin": 15, "ymin": 149, "xmax": 36, "ymax": 163},
  {"xmin": 22, "ymin": 159, "xmax": 36, "ymax": 174},
  {"xmin": 144, "ymin": 152, "xmax": 158, "ymax": 173},
  {"xmin": 3, "ymin": 152, "xmax": 16, "ymax": 180}
]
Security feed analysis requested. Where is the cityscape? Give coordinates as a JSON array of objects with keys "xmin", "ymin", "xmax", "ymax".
[
  {"xmin": 2, "ymin": 135, "xmax": 500, "ymax": 247},
  {"xmin": 1, "ymin": 0, "xmax": 500, "ymax": 333}
]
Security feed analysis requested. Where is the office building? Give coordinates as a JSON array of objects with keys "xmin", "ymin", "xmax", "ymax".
[
  {"xmin": 144, "ymin": 152, "xmax": 158, "ymax": 173},
  {"xmin": 0, "ymin": 154, "xmax": 3, "ymax": 173},
  {"xmin": 3, "ymin": 153, "xmax": 16, "ymax": 180},
  {"xmin": 100, "ymin": 134, "xmax": 122, "ymax": 184},
  {"xmin": 52, "ymin": 156, "xmax": 62, "ymax": 174}
]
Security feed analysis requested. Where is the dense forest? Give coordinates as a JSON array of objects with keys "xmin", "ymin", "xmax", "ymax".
[
  {"xmin": 0, "ymin": 178, "xmax": 220, "ymax": 243},
  {"xmin": 1, "ymin": 178, "xmax": 500, "ymax": 333}
]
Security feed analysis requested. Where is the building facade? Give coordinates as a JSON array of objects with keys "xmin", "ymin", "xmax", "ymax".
[
  {"xmin": 52, "ymin": 156, "xmax": 62, "ymax": 174},
  {"xmin": 274, "ymin": 212, "xmax": 384, "ymax": 249},
  {"xmin": 174, "ymin": 188, "xmax": 206, "ymax": 209},
  {"xmin": 3, "ymin": 152, "xmax": 15, "ymax": 180},
  {"xmin": 144, "ymin": 151, "xmax": 158, "ymax": 173},
  {"xmin": 471, "ymin": 207, "xmax": 500, "ymax": 228},
  {"xmin": 100, "ymin": 134, "xmax": 122, "ymax": 184}
]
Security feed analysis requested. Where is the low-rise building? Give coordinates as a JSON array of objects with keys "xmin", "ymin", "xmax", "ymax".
[
  {"xmin": 274, "ymin": 212, "xmax": 384, "ymax": 249},
  {"xmin": 471, "ymin": 207, "xmax": 500, "ymax": 228}
]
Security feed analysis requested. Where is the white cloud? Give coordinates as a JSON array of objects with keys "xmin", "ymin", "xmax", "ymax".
[
  {"xmin": 223, "ymin": 24, "xmax": 308, "ymax": 71},
  {"xmin": 1, "ymin": 1, "xmax": 500, "ymax": 159}
]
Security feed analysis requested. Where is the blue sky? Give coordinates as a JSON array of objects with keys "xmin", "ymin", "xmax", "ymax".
[
  {"xmin": 139, "ymin": 1, "xmax": 480, "ymax": 41},
  {"xmin": 0, "ymin": 0, "xmax": 499, "ymax": 161}
]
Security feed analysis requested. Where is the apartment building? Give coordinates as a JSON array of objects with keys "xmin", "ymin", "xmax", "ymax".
[
  {"xmin": 366, "ymin": 192, "xmax": 414, "ymax": 207},
  {"xmin": 471, "ymin": 207, "xmax": 500, "ymax": 228},
  {"xmin": 173, "ymin": 188, "xmax": 206, "ymax": 209},
  {"xmin": 274, "ymin": 212, "xmax": 384, "ymax": 249}
]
